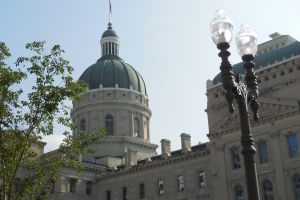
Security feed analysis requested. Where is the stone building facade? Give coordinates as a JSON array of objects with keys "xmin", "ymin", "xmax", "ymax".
[{"xmin": 46, "ymin": 23, "xmax": 300, "ymax": 200}]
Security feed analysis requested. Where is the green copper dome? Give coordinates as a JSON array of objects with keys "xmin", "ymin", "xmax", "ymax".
[
  {"xmin": 79, "ymin": 56, "xmax": 147, "ymax": 95},
  {"xmin": 101, "ymin": 23, "xmax": 118, "ymax": 38}
]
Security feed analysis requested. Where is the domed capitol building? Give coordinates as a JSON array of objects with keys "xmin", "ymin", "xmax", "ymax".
[{"xmin": 40, "ymin": 21, "xmax": 300, "ymax": 200}]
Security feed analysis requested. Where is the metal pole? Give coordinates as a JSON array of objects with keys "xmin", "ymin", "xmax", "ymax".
[
  {"xmin": 217, "ymin": 42, "xmax": 260, "ymax": 200},
  {"xmin": 236, "ymin": 94, "xmax": 260, "ymax": 200}
]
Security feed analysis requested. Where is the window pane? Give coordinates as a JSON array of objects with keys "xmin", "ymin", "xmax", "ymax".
[
  {"xmin": 14, "ymin": 178, "xmax": 21, "ymax": 193},
  {"xmin": 198, "ymin": 170, "xmax": 206, "ymax": 188},
  {"xmin": 134, "ymin": 118, "xmax": 139, "ymax": 137},
  {"xmin": 263, "ymin": 180, "xmax": 274, "ymax": 200},
  {"xmin": 258, "ymin": 142, "xmax": 269, "ymax": 164},
  {"xmin": 122, "ymin": 187, "xmax": 127, "ymax": 200},
  {"xmin": 86, "ymin": 181, "xmax": 92, "ymax": 195},
  {"xmin": 177, "ymin": 175, "xmax": 184, "ymax": 192},
  {"xmin": 234, "ymin": 185, "xmax": 245, "ymax": 200},
  {"xmin": 231, "ymin": 148, "xmax": 241, "ymax": 169},
  {"xmin": 69, "ymin": 179, "xmax": 77, "ymax": 193},
  {"xmin": 140, "ymin": 183, "xmax": 145, "ymax": 199},
  {"xmin": 158, "ymin": 179, "xmax": 164, "ymax": 195},
  {"xmin": 106, "ymin": 190, "xmax": 111, "ymax": 200},
  {"xmin": 105, "ymin": 115, "xmax": 114, "ymax": 135},
  {"xmin": 288, "ymin": 135, "xmax": 298, "ymax": 158},
  {"xmin": 294, "ymin": 175, "xmax": 300, "ymax": 200},
  {"xmin": 80, "ymin": 119, "xmax": 86, "ymax": 131},
  {"xmin": 50, "ymin": 180, "xmax": 55, "ymax": 193}
]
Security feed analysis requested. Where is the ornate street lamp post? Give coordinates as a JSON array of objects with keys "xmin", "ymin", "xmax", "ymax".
[{"xmin": 210, "ymin": 10, "xmax": 260, "ymax": 200}]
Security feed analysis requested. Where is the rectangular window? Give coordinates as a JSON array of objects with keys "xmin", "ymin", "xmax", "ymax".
[
  {"xmin": 231, "ymin": 148, "xmax": 241, "ymax": 169},
  {"xmin": 139, "ymin": 183, "xmax": 145, "ymax": 199},
  {"xmin": 109, "ymin": 42, "xmax": 112, "ymax": 55},
  {"xmin": 177, "ymin": 175, "xmax": 184, "ymax": 192},
  {"xmin": 122, "ymin": 187, "xmax": 127, "ymax": 200},
  {"xmin": 69, "ymin": 178, "xmax": 77, "ymax": 193},
  {"xmin": 105, "ymin": 43, "xmax": 108, "ymax": 55},
  {"xmin": 106, "ymin": 190, "xmax": 111, "ymax": 200},
  {"xmin": 86, "ymin": 181, "xmax": 92, "ymax": 195},
  {"xmin": 50, "ymin": 180, "xmax": 55, "ymax": 193},
  {"xmin": 288, "ymin": 134, "xmax": 298, "ymax": 158},
  {"xmin": 258, "ymin": 141, "xmax": 269, "ymax": 164},
  {"xmin": 294, "ymin": 176, "xmax": 300, "ymax": 199},
  {"xmin": 158, "ymin": 179, "xmax": 164, "ymax": 195},
  {"xmin": 14, "ymin": 178, "xmax": 21, "ymax": 193},
  {"xmin": 111, "ymin": 43, "xmax": 115, "ymax": 55},
  {"xmin": 198, "ymin": 170, "xmax": 206, "ymax": 188}
]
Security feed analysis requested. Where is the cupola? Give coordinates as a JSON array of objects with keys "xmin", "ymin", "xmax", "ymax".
[{"xmin": 100, "ymin": 22, "xmax": 120, "ymax": 57}]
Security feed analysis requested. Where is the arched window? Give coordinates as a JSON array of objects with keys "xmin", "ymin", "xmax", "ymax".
[
  {"xmin": 133, "ymin": 118, "xmax": 139, "ymax": 137},
  {"xmin": 262, "ymin": 180, "xmax": 274, "ymax": 200},
  {"xmin": 80, "ymin": 119, "xmax": 86, "ymax": 131},
  {"xmin": 105, "ymin": 115, "xmax": 114, "ymax": 136},
  {"xmin": 234, "ymin": 185, "xmax": 245, "ymax": 200},
  {"xmin": 294, "ymin": 175, "xmax": 300, "ymax": 199}
]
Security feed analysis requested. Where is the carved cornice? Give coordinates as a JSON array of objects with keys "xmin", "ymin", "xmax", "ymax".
[{"xmin": 71, "ymin": 101, "xmax": 151, "ymax": 117}]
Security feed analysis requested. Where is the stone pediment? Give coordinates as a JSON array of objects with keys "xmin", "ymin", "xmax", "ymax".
[
  {"xmin": 209, "ymin": 96, "xmax": 299, "ymax": 136},
  {"xmin": 258, "ymin": 97, "xmax": 298, "ymax": 120}
]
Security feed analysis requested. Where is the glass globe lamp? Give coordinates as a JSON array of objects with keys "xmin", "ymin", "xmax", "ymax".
[
  {"xmin": 235, "ymin": 24, "xmax": 258, "ymax": 56},
  {"xmin": 210, "ymin": 9, "xmax": 234, "ymax": 45}
]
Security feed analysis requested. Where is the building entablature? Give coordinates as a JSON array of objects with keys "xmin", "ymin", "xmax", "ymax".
[
  {"xmin": 208, "ymin": 109, "xmax": 300, "ymax": 139},
  {"xmin": 206, "ymin": 55, "xmax": 300, "ymax": 106},
  {"xmin": 81, "ymin": 161, "xmax": 106, "ymax": 173},
  {"xmin": 71, "ymin": 87, "xmax": 150, "ymax": 112},
  {"xmin": 97, "ymin": 143, "xmax": 210, "ymax": 181},
  {"xmin": 209, "ymin": 34, "xmax": 300, "ymax": 87},
  {"xmin": 93, "ymin": 135, "xmax": 158, "ymax": 150},
  {"xmin": 71, "ymin": 100, "xmax": 152, "ymax": 119}
]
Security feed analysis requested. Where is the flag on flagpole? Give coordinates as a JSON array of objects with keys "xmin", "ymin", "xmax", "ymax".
[
  {"xmin": 109, "ymin": 0, "xmax": 112, "ymax": 23},
  {"xmin": 109, "ymin": 0, "xmax": 112, "ymax": 13}
]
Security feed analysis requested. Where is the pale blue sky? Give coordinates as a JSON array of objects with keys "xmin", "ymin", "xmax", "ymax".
[{"xmin": 1, "ymin": 0, "xmax": 300, "ymax": 153}]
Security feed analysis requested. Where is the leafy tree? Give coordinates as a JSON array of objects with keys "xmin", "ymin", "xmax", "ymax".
[{"xmin": 0, "ymin": 41, "xmax": 103, "ymax": 200}]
